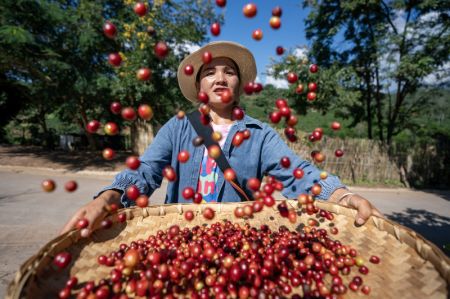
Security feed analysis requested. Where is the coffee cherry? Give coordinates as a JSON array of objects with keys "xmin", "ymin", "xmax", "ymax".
[
  {"xmin": 224, "ymin": 168, "xmax": 236, "ymax": 181},
  {"xmin": 247, "ymin": 178, "xmax": 261, "ymax": 191},
  {"xmin": 54, "ymin": 252, "xmax": 72, "ymax": 269},
  {"xmin": 202, "ymin": 51, "xmax": 212, "ymax": 64},
  {"xmin": 369, "ymin": 255, "xmax": 380, "ymax": 264},
  {"xmin": 184, "ymin": 210, "xmax": 194, "ymax": 221},
  {"xmin": 203, "ymin": 207, "xmax": 215, "ymax": 220},
  {"xmin": 64, "ymin": 180, "xmax": 77, "ymax": 192},
  {"xmin": 163, "ymin": 166, "xmax": 177, "ymax": 181},
  {"xmin": 309, "ymin": 64, "xmax": 319, "ymax": 73},
  {"xmin": 76, "ymin": 218, "xmax": 89, "ymax": 230},
  {"xmin": 136, "ymin": 195, "xmax": 149, "ymax": 208},
  {"xmin": 335, "ymin": 149, "xmax": 344, "ymax": 157},
  {"xmin": 293, "ymin": 168, "xmax": 304, "ymax": 179},
  {"xmin": 182, "ymin": 187, "xmax": 195, "ymax": 200},
  {"xmin": 42, "ymin": 179, "xmax": 56, "ymax": 192},
  {"xmin": 184, "ymin": 64, "xmax": 194, "ymax": 76},
  {"xmin": 210, "ymin": 22, "xmax": 221, "ymax": 36},
  {"xmin": 177, "ymin": 150, "xmax": 190, "ymax": 163},
  {"xmin": 126, "ymin": 185, "xmax": 140, "ymax": 201},
  {"xmin": 280, "ymin": 156, "xmax": 291, "ymax": 168},
  {"xmin": 126, "ymin": 156, "xmax": 140, "ymax": 170}
]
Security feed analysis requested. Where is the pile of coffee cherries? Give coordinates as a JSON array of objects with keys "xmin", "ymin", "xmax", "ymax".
[{"xmin": 56, "ymin": 212, "xmax": 379, "ymax": 298}]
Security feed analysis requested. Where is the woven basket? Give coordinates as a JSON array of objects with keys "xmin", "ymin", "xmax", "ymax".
[{"xmin": 7, "ymin": 200, "xmax": 450, "ymax": 298}]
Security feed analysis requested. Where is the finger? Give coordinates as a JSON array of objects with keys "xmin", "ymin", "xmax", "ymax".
[
  {"xmin": 372, "ymin": 207, "xmax": 384, "ymax": 218},
  {"xmin": 59, "ymin": 210, "xmax": 85, "ymax": 236},
  {"xmin": 349, "ymin": 196, "xmax": 373, "ymax": 226},
  {"xmin": 83, "ymin": 209, "xmax": 108, "ymax": 237}
]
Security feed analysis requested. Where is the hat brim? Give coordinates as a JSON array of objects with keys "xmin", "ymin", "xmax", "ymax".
[{"xmin": 177, "ymin": 41, "xmax": 257, "ymax": 103}]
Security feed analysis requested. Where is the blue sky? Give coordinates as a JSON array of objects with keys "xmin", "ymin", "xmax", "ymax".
[{"xmin": 205, "ymin": 1, "xmax": 311, "ymax": 84}]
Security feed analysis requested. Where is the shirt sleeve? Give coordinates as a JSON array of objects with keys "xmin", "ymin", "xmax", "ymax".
[
  {"xmin": 260, "ymin": 125, "xmax": 346, "ymax": 200},
  {"xmin": 94, "ymin": 117, "xmax": 175, "ymax": 207}
]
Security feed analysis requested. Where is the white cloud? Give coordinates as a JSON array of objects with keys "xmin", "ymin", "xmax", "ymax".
[
  {"xmin": 173, "ymin": 42, "xmax": 201, "ymax": 56},
  {"xmin": 423, "ymin": 62, "xmax": 450, "ymax": 86},
  {"xmin": 265, "ymin": 74, "xmax": 288, "ymax": 89},
  {"xmin": 293, "ymin": 47, "xmax": 309, "ymax": 59}
]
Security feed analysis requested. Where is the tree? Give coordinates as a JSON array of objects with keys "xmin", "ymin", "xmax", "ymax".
[
  {"xmin": 101, "ymin": 0, "xmax": 221, "ymax": 154},
  {"xmin": 301, "ymin": 0, "xmax": 450, "ymax": 146}
]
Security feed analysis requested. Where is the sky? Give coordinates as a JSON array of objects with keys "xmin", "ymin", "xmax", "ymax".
[{"xmin": 203, "ymin": 1, "xmax": 311, "ymax": 87}]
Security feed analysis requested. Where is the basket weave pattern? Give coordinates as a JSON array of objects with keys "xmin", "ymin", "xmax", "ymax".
[{"xmin": 7, "ymin": 201, "xmax": 450, "ymax": 298}]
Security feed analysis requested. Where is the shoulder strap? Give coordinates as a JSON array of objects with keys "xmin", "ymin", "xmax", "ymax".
[{"xmin": 187, "ymin": 110, "xmax": 250, "ymax": 202}]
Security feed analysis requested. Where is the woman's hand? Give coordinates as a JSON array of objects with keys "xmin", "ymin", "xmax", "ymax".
[
  {"xmin": 59, "ymin": 190, "xmax": 122, "ymax": 236},
  {"xmin": 329, "ymin": 189, "xmax": 384, "ymax": 226}
]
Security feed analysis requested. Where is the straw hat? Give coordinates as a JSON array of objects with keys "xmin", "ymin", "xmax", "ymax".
[{"xmin": 177, "ymin": 41, "xmax": 257, "ymax": 103}]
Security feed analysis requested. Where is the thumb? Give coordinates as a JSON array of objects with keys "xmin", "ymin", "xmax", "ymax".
[{"xmin": 349, "ymin": 196, "xmax": 372, "ymax": 226}]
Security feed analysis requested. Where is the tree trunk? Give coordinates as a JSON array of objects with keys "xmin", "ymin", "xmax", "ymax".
[
  {"xmin": 364, "ymin": 68, "xmax": 373, "ymax": 139},
  {"xmin": 130, "ymin": 119, "xmax": 154, "ymax": 155}
]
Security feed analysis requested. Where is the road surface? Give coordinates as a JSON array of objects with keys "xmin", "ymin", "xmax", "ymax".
[{"xmin": 0, "ymin": 167, "xmax": 449, "ymax": 297}]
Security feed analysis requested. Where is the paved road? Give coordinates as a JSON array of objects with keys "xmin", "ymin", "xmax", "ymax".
[{"xmin": 0, "ymin": 168, "xmax": 449, "ymax": 297}]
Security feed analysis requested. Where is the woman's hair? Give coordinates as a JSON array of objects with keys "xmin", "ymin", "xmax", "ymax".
[{"xmin": 195, "ymin": 57, "xmax": 241, "ymax": 106}]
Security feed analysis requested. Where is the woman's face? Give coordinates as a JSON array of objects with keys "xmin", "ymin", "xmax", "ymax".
[{"xmin": 197, "ymin": 57, "xmax": 240, "ymax": 108}]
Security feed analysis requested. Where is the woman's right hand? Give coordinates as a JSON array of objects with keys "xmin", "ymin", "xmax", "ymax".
[{"xmin": 59, "ymin": 190, "xmax": 122, "ymax": 237}]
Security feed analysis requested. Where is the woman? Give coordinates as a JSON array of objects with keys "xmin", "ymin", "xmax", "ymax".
[{"xmin": 60, "ymin": 41, "xmax": 382, "ymax": 236}]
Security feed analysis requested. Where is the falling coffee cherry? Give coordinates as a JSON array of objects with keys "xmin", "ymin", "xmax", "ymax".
[
  {"xmin": 103, "ymin": 21, "xmax": 117, "ymax": 39},
  {"xmin": 126, "ymin": 185, "xmax": 140, "ymax": 201},
  {"xmin": 232, "ymin": 132, "xmax": 245, "ymax": 147},
  {"xmin": 103, "ymin": 122, "xmax": 118, "ymax": 135},
  {"xmin": 199, "ymin": 103, "xmax": 210, "ymax": 115},
  {"xmin": 242, "ymin": 129, "xmax": 251, "ymax": 139},
  {"xmin": 136, "ymin": 68, "xmax": 151, "ymax": 81},
  {"xmin": 64, "ymin": 180, "xmax": 78, "ymax": 192},
  {"xmin": 232, "ymin": 107, "xmax": 244, "ymax": 120},
  {"xmin": 335, "ymin": 149, "xmax": 344, "ymax": 157},
  {"xmin": 311, "ymin": 183, "xmax": 322, "ymax": 196},
  {"xmin": 307, "ymin": 92, "xmax": 317, "ymax": 101},
  {"xmin": 133, "ymin": 2, "xmax": 147, "ymax": 17},
  {"xmin": 320, "ymin": 171, "xmax": 328, "ymax": 179},
  {"xmin": 41, "ymin": 179, "xmax": 56, "ymax": 192},
  {"xmin": 110, "ymin": 102, "xmax": 122, "ymax": 115},
  {"xmin": 177, "ymin": 110, "xmax": 185, "ymax": 119},
  {"xmin": 269, "ymin": 16, "xmax": 281, "ymax": 29},
  {"xmin": 269, "ymin": 111, "xmax": 282, "ymax": 124},
  {"xmin": 296, "ymin": 84, "xmax": 304, "ymax": 94},
  {"xmin": 136, "ymin": 195, "xmax": 149, "ymax": 208},
  {"xmin": 203, "ymin": 207, "xmax": 215, "ymax": 220},
  {"xmin": 314, "ymin": 152, "xmax": 325, "ymax": 163},
  {"xmin": 308, "ymin": 82, "xmax": 317, "ymax": 92},
  {"xmin": 184, "ymin": 210, "xmax": 195, "ymax": 221},
  {"xmin": 309, "ymin": 64, "xmax": 319, "ymax": 73},
  {"xmin": 76, "ymin": 218, "xmax": 89, "ymax": 230},
  {"xmin": 102, "ymin": 148, "xmax": 116, "ymax": 160},
  {"xmin": 224, "ymin": 168, "xmax": 236, "ymax": 181},
  {"xmin": 280, "ymin": 156, "xmax": 291, "ymax": 168},
  {"xmin": 243, "ymin": 3, "xmax": 257, "ymax": 18},
  {"xmin": 121, "ymin": 107, "xmax": 137, "ymax": 121},
  {"xmin": 108, "ymin": 53, "xmax": 122, "ymax": 67},
  {"xmin": 197, "ymin": 91, "xmax": 209, "ymax": 104},
  {"xmin": 220, "ymin": 89, "xmax": 233, "ymax": 103},
  {"xmin": 163, "ymin": 166, "xmax": 177, "ymax": 182},
  {"xmin": 53, "ymin": 252, "xmax": 72, "ymax": 269},
  {"xmin": 210, "ymin": 22, "xmax": 221, "ymax": 36},
  {"xmin": 138, "ymin": 104, "xmax": 153, "ymax": 121},
  {"xmin": 86, "ymin": 120, "xmax": 100, "ymax": 134},
  {"xmin": 202, "ymin": 51, "xmax": 213, "ymax": 64},
  {"xmin": 211, "ymin": 131, "xmax": 222, "ymax": 142},
  {"xmin": 192, "ymin": 136, "xmax": 204, "ymax": 147},
  {"xmin": 293, "ymin": 168, "xmax": 304, "ymax": 179},
  {"xmin": 182, "ymin": 187, "xmax": 195, "ymax": 200},
  {"xmin": 208, "ymin": 145, "xmax": 221, "ymax": 159},
  {"xmin": 243, "ymin": 82, "xmax": 254, "ymax": 95},
  {"xmin": 287, "ymin": 72, "xmax": 298, "ymax": 84},
  {"xmin": 184, "ymin": 64, "xmax": 194, "ymax": 76},
  {"xmin": 216, "ymin": 0, "xmax": 226, "ymax": 7},
  {"xmin": 253, "ymin": 82, "xmax": 263, "ymax": 93},
  {"xmin": 154, "ymin": 41, "xmax": 169, "ymax": 59},
  {"xmin": 272, "ymin": 6, "xmax": 282, "ymax": 17},
  {"xmin": 252, "ymin": 29, "xmax": 263, "ymax": 41},
  {"xmin": 126, "ymin": 156, "xmax": 141, "ymax": 170},
  {"xmin": 276, "ymin": 46, "xmax": 284, "ymax": 55},
  {"xmin": 331, "ymin": 121, "xmax": 341, "ymax": 130},
  {"xmin": 177, "ymin": 150, "xmax": 190, "ymax": 163}
]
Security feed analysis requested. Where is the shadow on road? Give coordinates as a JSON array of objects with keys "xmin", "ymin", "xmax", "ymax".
[{"xmin": 387, "ymin": 208, "xmax": 450, "ymax": 257}]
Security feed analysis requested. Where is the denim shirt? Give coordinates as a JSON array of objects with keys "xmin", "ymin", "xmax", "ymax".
[{"xmin": 98, "ymin": 113, "xmax": 346, "ymax": 207}]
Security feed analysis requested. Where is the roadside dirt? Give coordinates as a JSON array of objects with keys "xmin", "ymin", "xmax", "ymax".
[{"xmin": 0, "ymin": 145, "xmax": 128, "ymax": 172}]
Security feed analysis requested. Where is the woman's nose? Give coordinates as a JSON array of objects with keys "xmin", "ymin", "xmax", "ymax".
[{"xmin": 215, "ymin": 71, "xmax": 226, "ymax": 83}]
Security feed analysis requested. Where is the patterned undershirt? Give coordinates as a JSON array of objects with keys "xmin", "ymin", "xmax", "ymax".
[{"xmin": 196, "ymin": 122, "xmax": 233, "ymax": 203}]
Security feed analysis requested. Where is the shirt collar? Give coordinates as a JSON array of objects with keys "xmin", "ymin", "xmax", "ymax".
[{"xmin": 235, "ymin": 114, "xmax": 263, "ymax": 130}]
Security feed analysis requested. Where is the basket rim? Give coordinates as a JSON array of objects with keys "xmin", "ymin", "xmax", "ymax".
[{"xmin": 6, "ymin": 200, "xmax": 450, "ymax": 299}]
